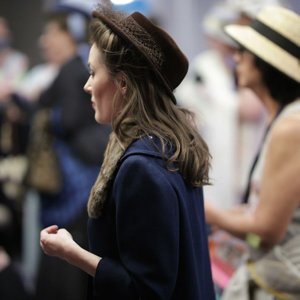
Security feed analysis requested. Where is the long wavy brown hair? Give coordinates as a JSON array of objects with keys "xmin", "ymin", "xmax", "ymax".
[{"xmin": 89, "ymin": 9, "xmax": 211, "ymax": 187}]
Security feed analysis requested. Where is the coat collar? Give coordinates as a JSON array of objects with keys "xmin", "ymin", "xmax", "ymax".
[{"xmin": 121, "ymin": 135, "xmax": 173, "ymax": 163}]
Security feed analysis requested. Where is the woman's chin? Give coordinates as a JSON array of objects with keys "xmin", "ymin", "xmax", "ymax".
[{"xmin": 95, "ymin": 114, "xmax": 110, "ymax": 125}]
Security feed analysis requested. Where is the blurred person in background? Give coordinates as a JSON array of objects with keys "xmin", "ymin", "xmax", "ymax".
[
  {"xmin": 228, "ymin": 0, "xmax": 291, "ymax": 205},
  {"xmin": 0, "ymin": 17, "xmax": 28, "ymax": 102},
  {"xmin": 31, "ymin": 3, "xmax": 110, "ymax": 300},
  {"xmin": 0, "ymin": 16, "xmax": 30, "ymax": 206},
  {"xmin": 176, "ymin": 0, "xmax": 290, "ymax": 211},
  {"xmin": 0, "ymin": 202, "xmax": 32, "ymax": 300},
  {"xmin": 175, "ymin": 1, "xmax": 266, "ymax": 212},
  {"xmin": 0, "ymin": 16, "xmax": 31, "ymax": 299},
  {"xmin": 176, "ymin": 1, "xmax": 289, "ymax": 297},
  {"xmin": 17, "ymin": 0, "xmax": 96, "ymax": 104},
  {"xmin": 205, "ymin": 5, "xmax": 300, "ymax": 299},
  {"xmin": 16, "ymin": 39, "xmax": 59, "ymax": 103}
]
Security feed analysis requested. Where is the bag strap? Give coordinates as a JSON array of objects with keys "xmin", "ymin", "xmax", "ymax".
[
  {"xmin": 247, "ymin": 262, "xmax": 292, "ymax": 300},
  {"xmin": 242, "ymin": 105, "xmax": 285, "ymax": 204}
]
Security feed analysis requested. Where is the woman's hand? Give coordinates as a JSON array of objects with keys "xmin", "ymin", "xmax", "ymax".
[
  {"xmin": 40, "ymin": 225, "xmax": 77, "ymax": 261},
  {"xmin": 204, "ymin": 201, "xmax": 252, "ymax": 240},
  {"xmin": 204, "ymin": 200, "xmax": 219, "ymax": 225},
  {"xmin": 40, "ymin": 225, "xmax": 101, "ymax": 277}
]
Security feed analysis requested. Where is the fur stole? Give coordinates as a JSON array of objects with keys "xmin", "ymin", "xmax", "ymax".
[{"xmin": 87, "ymin": 132, "xmax": 131, "ymax": 218}]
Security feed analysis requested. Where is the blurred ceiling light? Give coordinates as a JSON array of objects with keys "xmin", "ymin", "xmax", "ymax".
[{"xmin": 111, "ymin": 0, "xmax": 135, "ymax": 5}]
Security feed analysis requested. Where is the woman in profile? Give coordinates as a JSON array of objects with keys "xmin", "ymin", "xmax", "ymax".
[{"xmin": 39, "ymin": 5, "xmax": 215, "ymax": 300}]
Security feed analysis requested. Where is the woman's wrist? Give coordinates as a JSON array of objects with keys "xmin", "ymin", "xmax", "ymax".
[
  {"xmin": 63, "ymin": 239, "xmax": 81, "ymax": 264},
  {"xmin": 63, "ymin": 242, "xmax": 101, "ymax": 277},
  {"xmin": 205, "ymin": 201, "xmax": 220, "ymax": 225}
]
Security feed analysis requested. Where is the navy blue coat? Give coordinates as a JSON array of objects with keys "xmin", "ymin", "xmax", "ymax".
[{"xmin": 87, "ymin": 136, "xmax": 215, "ymax": 300}]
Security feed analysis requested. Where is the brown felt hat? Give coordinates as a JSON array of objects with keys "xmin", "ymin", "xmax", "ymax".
[{"xmin": 92, "ymin": 9, "xmax": 189, "ymax": 103}]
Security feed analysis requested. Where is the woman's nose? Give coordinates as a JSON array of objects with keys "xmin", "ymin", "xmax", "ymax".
[
  {"xmin": 233, "ymin": 50, "xmax": 241, "ymax": 63},
  {"xmin": 83, "ymin": 79, "xmax": 90, "ymax": 94}
]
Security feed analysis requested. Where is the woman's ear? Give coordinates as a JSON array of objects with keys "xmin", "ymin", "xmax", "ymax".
[
  {"xmin": 121, "ymin": 84, "xmax": 127, "ymax": 96},
  {"xmin": 116, "ymin": 72, "xmax": 127, "ymax": 95}
]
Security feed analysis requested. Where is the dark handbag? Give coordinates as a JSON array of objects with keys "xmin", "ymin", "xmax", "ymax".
[{"xmin": 24, "ymin": 109, "xmax": 62, "ymax": 194}]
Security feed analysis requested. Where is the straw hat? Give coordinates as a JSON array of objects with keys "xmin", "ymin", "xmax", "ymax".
[
  {"xmin": 226, "ymin": 0, "xmax": 290, "ymax": 18},
  {"xmin": 225, "ymin": 5, "xmax": 300, "ymax": 83},
  {"xmin": 92, "ymin": 9, "xmax": 189, "ymax": 103}
]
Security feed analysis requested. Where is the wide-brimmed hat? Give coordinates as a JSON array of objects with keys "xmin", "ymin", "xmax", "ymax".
[
  {"xmin": 226, "ymin": 0, "xmax": 290, "ymax": 18},
  {"xmin": 92, "ymin": 9, "xmax": 189, "ymax": 103},
  {"xmin": 225, "ymin": 5, "xmax": 300, "ymax": 83}
]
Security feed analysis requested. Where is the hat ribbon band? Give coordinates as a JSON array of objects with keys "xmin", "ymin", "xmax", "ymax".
[{"xmin": 251, "ymin": 19, "xmax": 300, "ymax": 59}]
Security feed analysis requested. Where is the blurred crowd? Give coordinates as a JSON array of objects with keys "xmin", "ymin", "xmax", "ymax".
[
  {"xmin": 0, "ymin": 0, "xmax": 299, "ymax": 299},
  {"xmin": 0, "ymin": 2, "xmax": 110, "ymax": 300},
  {"xmin": 175, "ymin": 0, "xmax": 300, "ymax": 299},
  {"xmin": 176, "ymin": 0, "xmax": 298, "ymax": 298}
]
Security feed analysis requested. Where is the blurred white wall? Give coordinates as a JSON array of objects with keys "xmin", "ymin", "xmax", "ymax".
[{"xmin": 150, "ymin": 0, "xmax": 219, "ymax": 61}]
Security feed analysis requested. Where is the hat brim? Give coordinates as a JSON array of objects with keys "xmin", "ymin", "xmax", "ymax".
[{"xmin": 225, "ymin": 24, "xmax": 300, "ymax": 83}]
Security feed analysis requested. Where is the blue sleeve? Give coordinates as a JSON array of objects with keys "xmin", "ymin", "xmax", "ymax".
[{"xmin": 93, "ymin": 155, "xmax": 180, "ymax": 300}]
